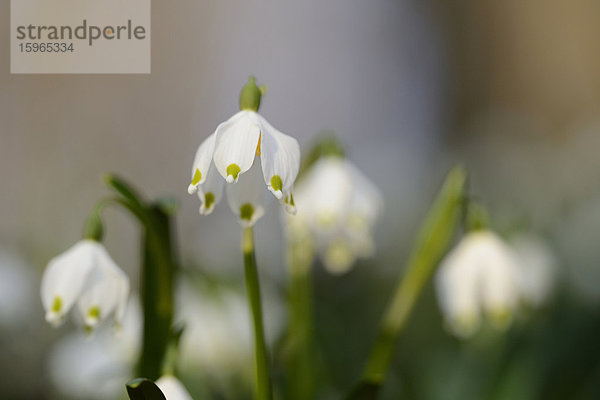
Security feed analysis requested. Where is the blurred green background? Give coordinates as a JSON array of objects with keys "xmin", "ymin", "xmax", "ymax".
[{"xmin": 1, "ymin": 1, "xmax": 600, "ymax": 399}]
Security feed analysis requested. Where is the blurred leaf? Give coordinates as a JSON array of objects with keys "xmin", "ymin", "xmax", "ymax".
[
  {"xmin": 126, "ymin": 378, "xmax": 166, "ymax": 400},
  {"xmin": 353, "ymin": 166, "xmax": 467, "ymax": 397}
]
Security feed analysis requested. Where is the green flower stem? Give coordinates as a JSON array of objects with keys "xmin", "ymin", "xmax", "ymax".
[
  {"xmin": 285, "ymin": 240, "xmax": 316, "ymax": 400},
  {"xmin": 242, "ymin": 227, "xmax": 273, "ymax": 400},
  {"xmin": 83, "ymin": 202, "xmax": 106, "ymax": 241},
  {"xmin": 351, "ymin": 167, "xmax": 467, "ymax": 398}
]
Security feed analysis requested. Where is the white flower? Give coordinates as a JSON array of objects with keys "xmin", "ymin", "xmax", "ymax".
[
  {"xmin": 510, "ymin": 234, "xmax": 557, "ymax": 307},
  {"xmin": 286, "ymin": 156, "xmax": 383, "ymax": 274},
  {"xmin": 175, "ymin": 279, "xmax": 284, "ymax": 391},
  {"xmin": 187, "ymin": 79, "xmax": 300, "ymax": 226},
  {"xmin": 41, "ymin": 239, "xmax": 130, "ymax": 331},
  {"xmin": 435, "ymin": 230, "xmax": 520, "ymax": 338},
  {"xmin": 156, "ymin": 375, "xmax": 193, "ymax": 400}
]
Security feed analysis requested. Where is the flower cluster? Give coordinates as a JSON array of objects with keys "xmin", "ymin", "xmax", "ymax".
[
  {"xmin": 435, "ymin": 230, "xmax": 556, "ymax": 338},
  {"xmin": 188, "ymin": 77, "xmax": 300, "ymax": 226}
]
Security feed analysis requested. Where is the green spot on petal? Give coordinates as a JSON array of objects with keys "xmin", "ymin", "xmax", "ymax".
[
  {"xmin": 87, "ymin": 306, "xmax": 101, "ymax": 320},
  {"xmin": 191, "ymin": 169, "xmax": 202, "ymax": 185},
  {"xmin": 227, "ymin": 164, "xmax": 241, "ymax": 180},
  {"xmin": 240, "ymin": 203, "xmax": 254, "ymax": 221},
  {"xmin": 270, "ymin": 175, "xmax": 283, "ymax": 192},
  {"xmin": 289, "ymin": 193, "xmax": 295, "ymax": 207},
  {"xmin": 204, "ymin": 192, "xmax": 215, "ymax": 209},
  {"xmin": 51, "ymin": 296, "xmax": 62, "ymax": 313}
]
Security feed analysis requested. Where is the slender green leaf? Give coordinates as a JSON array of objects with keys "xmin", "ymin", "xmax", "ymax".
[
  {"xmin": 347, "ymin": 166, "xmax": 467, "ymax": 399},
  {"xmin": 137, "ymin": 205, "xmax": 176, "ymax": 380}
]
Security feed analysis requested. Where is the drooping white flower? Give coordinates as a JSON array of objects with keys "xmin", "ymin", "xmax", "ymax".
[
  {"xmin": 188, "ymin": 77, "xmax": 300, "ymax": 226},
  {"xmin": 156, "ymin": 375, "xmax": 193, "ymax": 400},
  {"xmin": 435, "ymin": 230, "xmax": 520, "ymax": 338},
  {"xmin": 285, "ymin": 155, "xmax": 383, "ymax": 274},
  {"xmin": 41, "ymin": 239, "xmax": 129, "ymax": 331},
  {"xmin": 510, "ymin": 234, "xmax": 558, "ymax": 307}
]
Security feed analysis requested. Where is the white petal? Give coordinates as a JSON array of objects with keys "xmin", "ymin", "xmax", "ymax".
[
  {"xmin": 435, "ymin": 236, "xmax": 482, "ymax": 338},
  {"xmin": 156, "ymin": 375, "xmax": 193, "ymax": 400},
  {"xmin": 344, "ymin": 159, "xmax": 383, "ymax": 227},
  {"xmin": 196, "ymin": 163, "xmax": 224, "ymax": 215},
  {"xmin": 226, "ymin": 157, "xmax": 270, "ymax": 227},
  {"xmin": 301, "ymin": 157, "xmax": 354, "ymax": 231},
  {"xmin": 188, "ymin": 133, "xmax": 217, "ymax": 194},
  {"xmin": 213, "ymin": 111, "xmax": 261, "ymax": 184},
  {"xmin": 256, "ymin": 115, "xmax": 300, "ymax": 199},
  {"xmin": 510, "ymin": 234, "xmax": 557, "ymax": 307},
  {"xmin": 112, "ymin": 267, "xmax": 130, "ymax": 329},
  {"xmin": 41, "ymin": 240, "xmax": 98, "ymax": 326},
  {"xmin": 76, "ymin": 245, "xmax": 129, "ymax": 330},
  {"xmin": 475, "ymin": 232, "xmax": 519, "ymax": 329}
]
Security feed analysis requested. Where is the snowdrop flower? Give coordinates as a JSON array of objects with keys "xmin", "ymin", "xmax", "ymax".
[
  {"xmin": 156, "ymin": 375, "xmax": 193, "ymax": 400},
  {"xmin": 41, "ymin": 239, "xmax": 129, "ymax": 331},
  {"xmin": 435, "ymin": 230, "xmax": 520, "ymax": 338},
  {"xmin": 286, "ymin": 155, "xmax": 383, "ymax": 274},
  {"xmin": 510, "ymin": 234, "xmax": 558, "ymax": 307},
  {"xmin": 188, "ymin": 77, "xmax": 300, "ymax": 226}
]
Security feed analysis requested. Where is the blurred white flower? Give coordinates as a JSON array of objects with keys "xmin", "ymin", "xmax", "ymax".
[
  {"xmin": 435, "ymin": 230, "xmax": 520, "ymax": 338},
  {"xmin": 286, "ymin": 156, "xmax": 383, "ymax": 274},
  {"xmin": 187, "ymin": 78, "xmax": 300, "ymax": 227},
  {"xmin": 510, "ymin": 234, "xmax": 558, "ymax": 307},
  {"xmin": 47, "ymin": 297, "xmax": 141, "ymax": 400},
  {"xmin": 156, "ymin": 375, "xmax": 193, "ymax": 400},
  {"xmin": 176, "ymin": 280, "xmax": 283, "ymax": 383},
  {"xmin": 41, "ymin": 239, "xmax": 129, "ymax": 331}
]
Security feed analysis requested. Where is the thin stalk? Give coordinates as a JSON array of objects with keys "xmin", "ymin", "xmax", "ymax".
[
  {"xmin": 285, "ymin": 240, "xmax": 316, "ymax": 400},
  {"xmin": 243, "ymin": 227, "xmax": 273, "ymax": 400}
]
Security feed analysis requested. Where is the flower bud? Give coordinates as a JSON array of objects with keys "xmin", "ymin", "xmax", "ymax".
[{"xmin": 239, "ymin": 76, "xmax": 263, "ymax": 112}]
